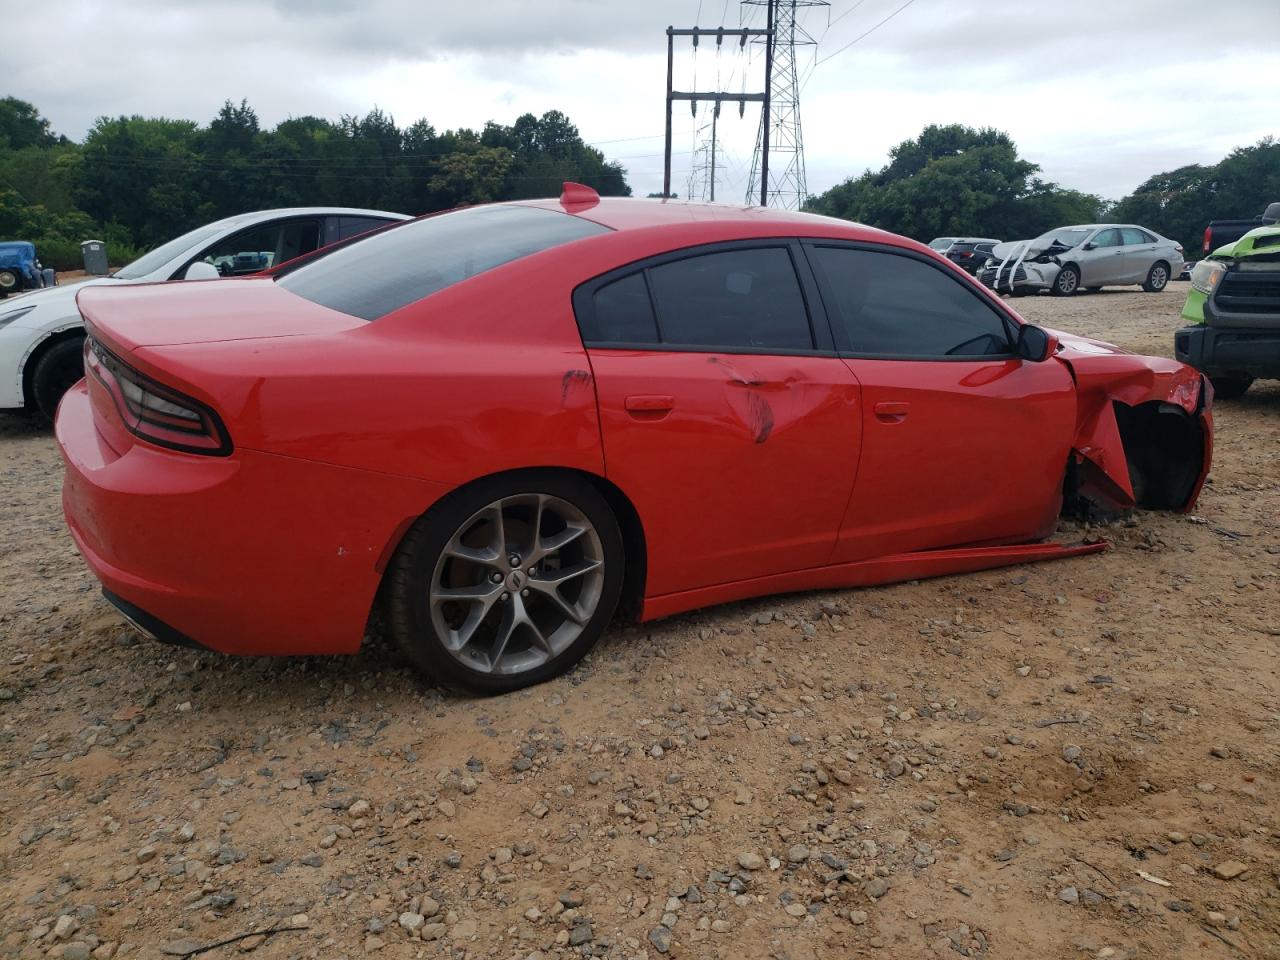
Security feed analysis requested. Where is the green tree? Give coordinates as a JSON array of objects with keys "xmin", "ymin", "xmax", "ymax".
[
  {"xmin": 1111, "ymin": 138, "xmax": 1280, "ymax": 256},
  {"xmin": 0, "ymin": 97, "xmax": 59, "ymax": 150},
  {"xmin": 7, "ymin": 98, "xmax": 636, "ymax": 264},
  {"xmin": 76, "ymin": 115, "xmax": 206, "ymax": 245},
  {"xmin": 806, "ymin": 124, "xmax": 1102, "ymax": 242}
]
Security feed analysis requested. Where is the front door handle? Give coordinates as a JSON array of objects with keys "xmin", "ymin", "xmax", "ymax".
[
  {"xmin": 873, "ymin": 401, "xmax": 910, "ymax": 422},
  {"xmin": 624, "ymin": 395, "xmax": 674, "ymax": 419}
]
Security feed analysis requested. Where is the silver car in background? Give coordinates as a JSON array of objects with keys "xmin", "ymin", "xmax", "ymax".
[{"xmin": 978, "ymin": 224, "xmax": 1184, "ymax": 296}]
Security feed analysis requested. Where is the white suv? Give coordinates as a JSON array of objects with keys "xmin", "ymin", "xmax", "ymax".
[{"xmin": 0, "ymin": 207, "xmax": 408, "ymax": 419}]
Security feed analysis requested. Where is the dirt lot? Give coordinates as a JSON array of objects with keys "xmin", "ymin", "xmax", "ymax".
[{"xmin": 1, "ymin": 286, "xmax": 1276, "ymax": 960}]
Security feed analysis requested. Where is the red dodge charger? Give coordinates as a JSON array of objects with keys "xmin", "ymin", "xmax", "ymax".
[{"xmin": 57, "ymin": 185, "xmax": 1212, "ymax": 693}]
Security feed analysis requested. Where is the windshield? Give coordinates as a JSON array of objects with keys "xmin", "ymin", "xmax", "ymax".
[
  {"xmin": 113, "ymin": 224, "xmax": 225, "ymax": 280},
  {"xmin": 928, "ymin": 238, "xmax": 954, "ymax": 251},
  {"xmin": 277, "ymin": 205, "xmax": 609, "ymax": 321},
  {"xmin": 1033, "ymin": 227, "xmax": 1092, "ymax": 249}
]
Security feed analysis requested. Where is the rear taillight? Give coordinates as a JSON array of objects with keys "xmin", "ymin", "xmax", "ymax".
[
  {"xmin": 84, "ymin": 337, "xmax": 231, "ymax": 455},
  {"xmin": 1203, "ymin": 227, "xmax": 1211, "ymax": 253}
]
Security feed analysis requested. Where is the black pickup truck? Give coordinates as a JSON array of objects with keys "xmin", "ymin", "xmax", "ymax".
[{"xmin": 1203, "ymin": 202, "xmax": 1280, "ymax": 254}]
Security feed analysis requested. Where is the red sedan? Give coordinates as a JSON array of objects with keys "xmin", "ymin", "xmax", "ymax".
[{"xmin": 57, "ymin": 185, "xmax": 1212, "ymax": 693}]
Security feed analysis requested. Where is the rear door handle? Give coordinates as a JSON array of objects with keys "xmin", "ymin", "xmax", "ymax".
[
  {"xmin": 873, "ymin": 401, "xmax": 910, "ymax": 422},
  {"xmin": 624, "ymin": 395, "xmax": 674, "ymax": 418}
]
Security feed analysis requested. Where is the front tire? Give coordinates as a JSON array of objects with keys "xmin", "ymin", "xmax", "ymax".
[
  {"xmin": 31, "ymin": 336, "xmax": 86, "ymax": 422},
  {"xmin": 1052, "ymin": 265, "xmax": 1080, "ymax": 296},
  {"xmin": 1143, "ymin": 261, "xmax": 1170, "ymax": 293},
  {"xmin": 387, "ymin": 471, "xmax": 625, "ymax": 694},
  {"xmin": 0, "ymin": 268, "xmax": 19, "ymax": 297},
  {"xmin": 1209, "ymin": 375, "xmax": 1253, "ymax": 400}
]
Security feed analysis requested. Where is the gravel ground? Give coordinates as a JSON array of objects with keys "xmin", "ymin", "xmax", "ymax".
[{"xmin": 1, "ymin": 285, "xmax": 1277, "ymax": 960}]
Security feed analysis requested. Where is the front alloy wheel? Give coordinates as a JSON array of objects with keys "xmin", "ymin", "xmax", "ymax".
[
  {"xmin": 1052, "ymin": 265, "xmax": 1080, "ymax": 296},
  {"xmin": 388, "ymin": 473, "xmax": 624, "ymax": 693}
]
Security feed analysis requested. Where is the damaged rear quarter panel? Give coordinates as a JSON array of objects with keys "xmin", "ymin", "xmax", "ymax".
[{"xmin": 1052, "ymin": 331, "xmax": 1212, "ymax": 513}]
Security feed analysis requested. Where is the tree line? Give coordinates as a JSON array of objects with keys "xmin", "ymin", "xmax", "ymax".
[
  {"xmin": 2, "ymin": 96, "xmax": 1277, "ymax": 270},
  {"xmin": 804, "ymin": 124, "xmax": 1280, "ymax": 256},
  {"xmin": 0, "ymin": 97, "xmax": 631, "ymax": 269}
]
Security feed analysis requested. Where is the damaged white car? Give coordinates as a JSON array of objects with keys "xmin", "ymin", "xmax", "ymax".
[{"xmin": 978, "ymin": 224, "xmax": 1183, "ymax": 297}]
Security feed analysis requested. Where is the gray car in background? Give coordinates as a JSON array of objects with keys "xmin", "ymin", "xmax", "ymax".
[{"xmin": 978, "ymin": 224, "xmax": 1184, "ymax": 296}]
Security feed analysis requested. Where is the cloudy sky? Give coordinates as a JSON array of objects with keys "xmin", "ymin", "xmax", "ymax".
[{"xmin": 9, "ymin": 0, "xmax": 1279, "ymax": 204}]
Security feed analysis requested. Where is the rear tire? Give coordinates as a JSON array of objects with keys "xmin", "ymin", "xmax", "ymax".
[
  {"xmin": 0, "ymin": 268, "xmax": 19, "ymax": 297},
  {"xmin": 31, "ymin": 336, "xmax": 86, "ymax": 423},
  {"xmin": 1143, "ymin": 261, "xmax": 1170, "ymax": 293},
  {"xmin": 1052, "ymin": 265, "xmax": 1080, "ymax": 296},
  {"xmin": 1209, "ymin": 375, "xmax": 1253, "ymax": 400},
  {"xmin": 387, "ymin": 471, "xmax": 625, "ymax": 694}
]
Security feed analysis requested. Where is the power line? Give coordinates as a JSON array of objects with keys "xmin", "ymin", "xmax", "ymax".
[{"xmin": 813, "ymin": 0, "xmax": 918, "ymax": 67}]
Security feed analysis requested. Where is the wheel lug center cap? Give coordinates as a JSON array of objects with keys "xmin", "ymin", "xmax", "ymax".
[{"xmin": 506, "ymin": 570, "xmax": 527, "ymax": 592}]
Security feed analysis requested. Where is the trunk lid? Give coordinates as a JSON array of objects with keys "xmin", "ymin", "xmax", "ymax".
[{"xmin": 75, "ymin": 276, "xmax": 362, "ymax": 352}]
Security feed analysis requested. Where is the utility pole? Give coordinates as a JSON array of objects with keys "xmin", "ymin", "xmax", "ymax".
[
  {"xmin": 746, "ymin": 0, "xmax": 826, "ymax": 210},
  {"xmin": 759, "ymin": 0, "xmax": 774, "ymax": 207},
  {"xmin": 663, "ymin": 25, "xmax": 772, "ymax": 201}
]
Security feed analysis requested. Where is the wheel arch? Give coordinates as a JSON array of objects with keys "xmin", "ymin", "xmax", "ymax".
[
  {"xmin": 1064, "ymin": 398, "xmax": 1208, "ymax": 516},
  {"xmin": 373, "ymin": 465, "xmax": 649, "ymax": 628},
  {"xmin": 22, "ymin": 324, "xmax": 86, "ymax": 409}
]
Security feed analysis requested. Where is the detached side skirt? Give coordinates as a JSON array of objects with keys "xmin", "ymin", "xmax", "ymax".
[{"xmin": 641, "ymin": 540, "xmax": 1107, "ymax": 622}]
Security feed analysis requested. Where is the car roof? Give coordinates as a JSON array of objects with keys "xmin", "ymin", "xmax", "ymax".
[
  {"xmin": 204, "ymin": 207, "xmax": 411, "ymax": 230},
  {"xmin": 514, "ymin": 197, "xmax": 898, "ymax": 243}
]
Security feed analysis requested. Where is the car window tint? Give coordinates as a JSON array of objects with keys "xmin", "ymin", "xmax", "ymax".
[
  {"xmin": 1093, "ymin": 229, "xmax": 1122, "ymax": 248},
  {"xmin": 278, "ymin": 205, "xmax": 609, "ymax": 321},
  {"xmin": 809, "ymin": 246, "xmax": 1011, "ymax": 358},
  {"xmin": 1121, "ymin": 227, "xmax": 1152, "ymax": 245},
  {"xmin": 337, "ymin": 217, "xmax": 392, "ymax": 241},
  {"xmin": 646, "ymin": 248, "xmax": 812, "ymax": 350},
  {"xmin": 591, "ymin": 272, "xmax": 659, "ymax": 343},
  {"xmin": 196, "ymin": 224, "xmax": 286, "ymax": 276}
]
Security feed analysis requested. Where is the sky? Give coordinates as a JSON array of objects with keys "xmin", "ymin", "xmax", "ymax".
[{"xmin": 6, "ymin": 0, "xmax": 1279, "ymax": 205}]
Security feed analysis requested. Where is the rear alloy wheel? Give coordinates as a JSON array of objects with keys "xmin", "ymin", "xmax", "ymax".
[
  {"xmin": 1209, "ymin": 374, "xmax": 1253, "ymax": 400},
  {"xmin": 31, "ymin": 336, "xmax": 87, "ymax": 422},
  {"xmin": 0, "ymin": 268, "xmax": 19, "ymax": 297},
  {"xmin": 1143, "ymin": 262, "xmax": 1170, "ymax": 293},
  {"xmin": 1052, "ymin": 264, "xmax": 1080, "ymax": 296},
  {"xmin": 388, "ymin": 473, "xmax": 624, "ymax": 694}
]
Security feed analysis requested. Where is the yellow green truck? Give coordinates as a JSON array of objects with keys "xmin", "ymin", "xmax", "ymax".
[{"xmin": 1175, "ymin": 221, "xmax": 1280, "ymax": 399}]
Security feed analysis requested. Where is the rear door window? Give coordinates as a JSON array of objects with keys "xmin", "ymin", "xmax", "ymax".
[
  {"xmin": 190, "ymin": 219, "xmax": 321, "ymax": 276},
  {"xmin": 590, "ymin": 273, "xmax": 660, "ymax": 343},
  {"xmin": 579, "ymin": 244, "xmax": 816, "ymax": 352},
  {"xmin": 647, "ymin": 248, "xmax": 812, "ymax": 350},
  {"xmin": 1121, "ymin": 227, "xmax": 1154, "ymax": 245}
]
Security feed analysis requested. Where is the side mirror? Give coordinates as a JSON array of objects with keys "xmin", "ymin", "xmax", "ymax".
[
  {"xmin": 183, "ymin": 261, "xmax": 221, "ymax": 281},
  {"xmin": 1082, "ymin": 242, "xmax": 1097, "ymax": 251},
  {"xmin": 1015, "ymin": 324, "xmax": 1058, "ymax": 363}
]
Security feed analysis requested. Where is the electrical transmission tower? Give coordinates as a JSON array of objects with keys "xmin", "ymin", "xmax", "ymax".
[
  {"xmin": 745, "ymin": 0, "xmax": 826, "ymax": 209},
  {"xmin": 687, "ymin": 104, "xmax": 722, "ymax": 202}
]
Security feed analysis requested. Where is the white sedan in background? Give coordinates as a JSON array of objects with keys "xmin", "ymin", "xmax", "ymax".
[
  {"xmin": 0, "ymin": 207, "xmax": 408, "ymax": 420},
  {"xmin": 978, "ymin": 224, "xmax": 1184, "ymax": 297}
]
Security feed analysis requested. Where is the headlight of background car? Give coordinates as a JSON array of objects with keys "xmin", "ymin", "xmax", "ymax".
[
  {"xmin": 0, "ymin": 305, "xmax": 36, "ymax": 331},
  {"xmin": 1190, "ymin": 260, "xmax": 1226, "ymax": 296}
]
